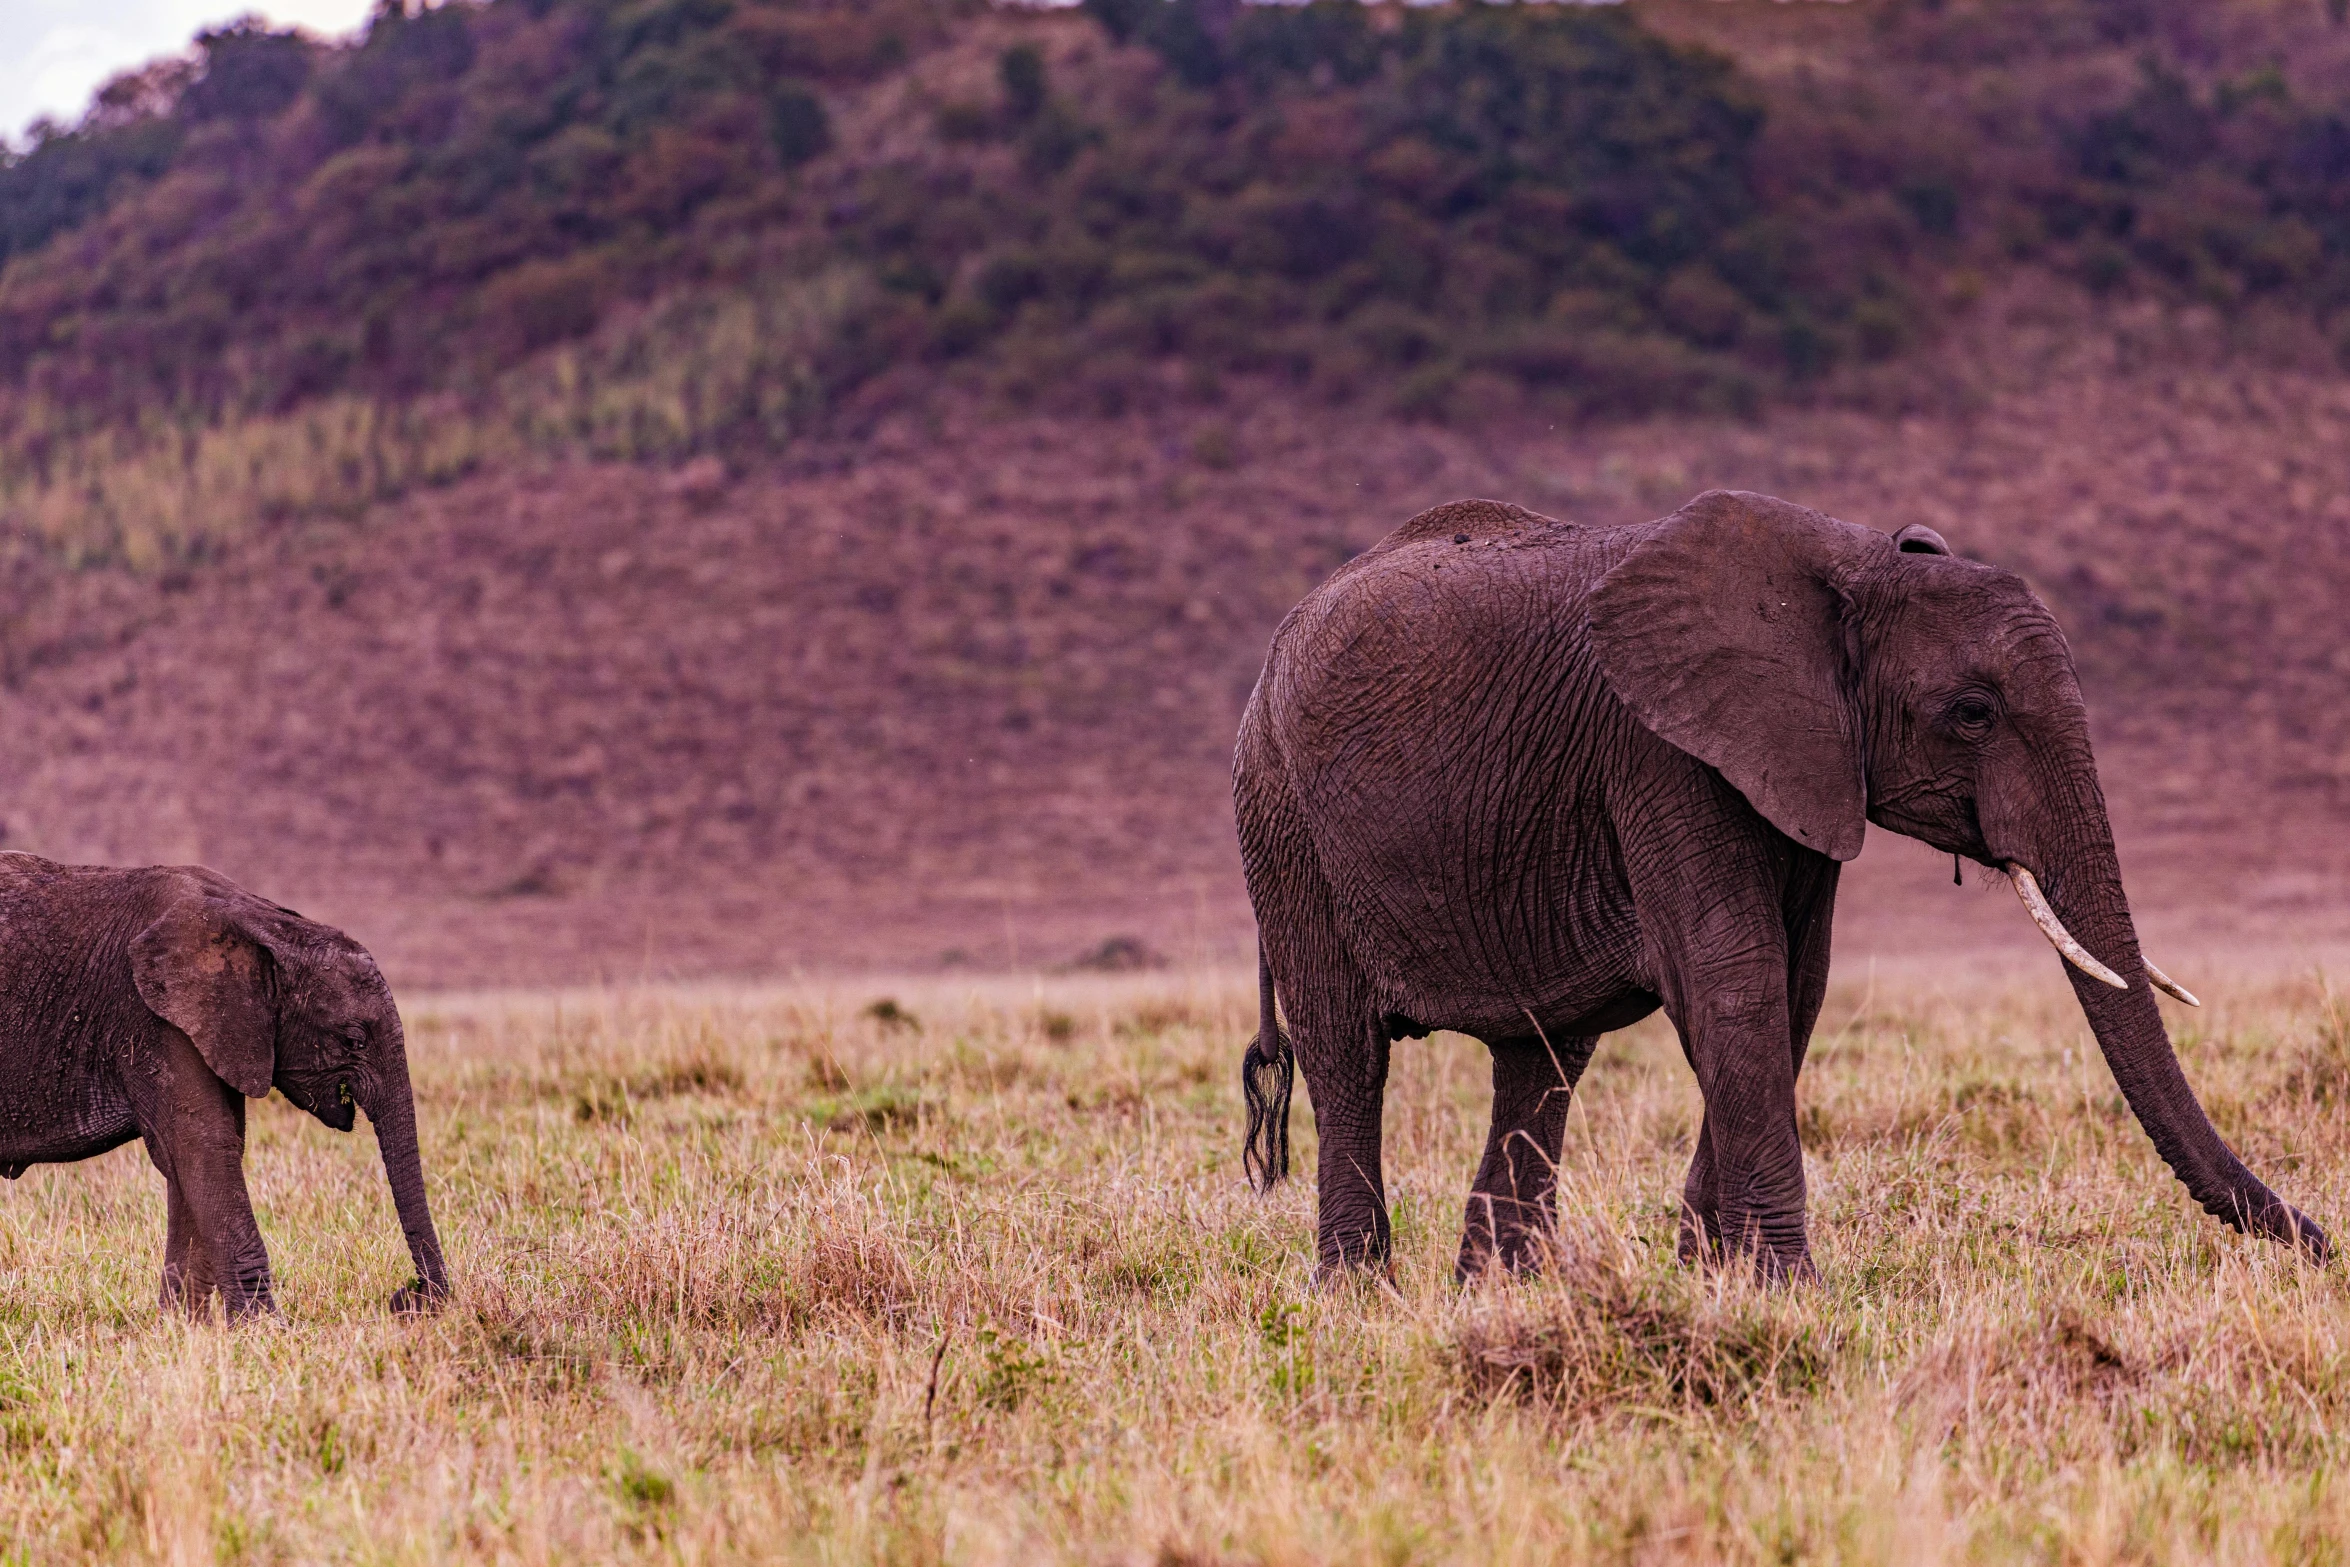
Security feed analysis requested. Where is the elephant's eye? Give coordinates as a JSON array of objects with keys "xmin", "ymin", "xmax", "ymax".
[{"xmin": 1947, "ymin": 694, "xmax": 1998, "ymax": 733}]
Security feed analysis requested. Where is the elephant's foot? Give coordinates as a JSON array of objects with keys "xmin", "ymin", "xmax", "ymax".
[
  {"xmin": 219, "ymin": 1268, "xmax": 280, "ymax": 1323},
  {"xmin": 1676, "ymin": 1208, "xmax": 1814, "ymax": 1283},
  {"xmin": 1716, "ymin": 1235, "xmax": 1817, "ymax": 1286},
  {"xmin": 1455, "ymin": 1205, "xmax": 1561, "ymax": 1282},
  {"xmin": 1453, "ymin": 1238, "xmax": 1554, "ymax": 1283},
  {"xmin": 389, "ymin": 1277, "xmax": 451, "ymax": 1315},
  {"xmin": 1311, "ymin": 1209, "xmax": 1395, "ymax": 1291},
  {"xmin": 1749, "ymin": 1246, "xmax": 1819, "ymax": 1285},
  {"xmin": 1675, "ymin": 1200, "xmax": 1722, "ymax": 1266},
  {"xmin": 158, "ymin": 1270, "xmax": 219, "ymax": 1322},
  {"xmin": 1311, "ymin": 1257, "xmax": 1401, "ymax": 1299}
]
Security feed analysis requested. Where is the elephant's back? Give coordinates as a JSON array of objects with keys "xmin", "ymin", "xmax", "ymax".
[
  {"xmin": 0, "ymin": 855, "xmax": 160, "ymax": 927},
  {"xmin": 1258, "ymin": 512, "xmax": 1639, "ymax": 757},
  {"xmin": 1351, "ymin": 497, "xmax": 1561, "ymax": 560},
  {"xmin": 0, "ymin": 858, "xmax": 188, "ymax": 995},
  {"xmin": 1248, "ymin": 510, "xmax": 1652, "ymax": 1017}
]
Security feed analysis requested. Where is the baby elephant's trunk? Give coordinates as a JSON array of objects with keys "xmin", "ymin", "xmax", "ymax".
[
  {"xmin": 1242, "ymin": 944, "xmax": 1294, "ymax": 1192},
  {"xmin": 358, "ymin": 1025, "xmax": 450, "ymax": 1311}
]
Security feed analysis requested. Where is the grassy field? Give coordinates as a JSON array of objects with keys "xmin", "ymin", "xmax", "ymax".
[{"xmin": 3, "ymin": 962, "xmax": 2350, "ymax": 1563}]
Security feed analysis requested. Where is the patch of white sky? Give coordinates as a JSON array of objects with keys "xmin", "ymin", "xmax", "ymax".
[
  {"xmin": 0, "ymin": 0, "xmax": 1627, "ymax": 150},
  {"xmin": 3, "ymin": 0, "xmax": 377, "ymax": 146}
]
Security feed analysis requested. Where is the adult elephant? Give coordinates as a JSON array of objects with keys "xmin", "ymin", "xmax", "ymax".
[
  {"xmin": 0, "ymin": 856, "xmax": 449, "ymax": 1318},
  {"xmin": 1234, "ymin": 490, "xmax": 2324, "ymax": 1281}
]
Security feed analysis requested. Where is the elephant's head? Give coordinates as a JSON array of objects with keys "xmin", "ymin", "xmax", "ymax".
[
  {"xmin": 130, "ymin": 874, "xmax": 452, "ymax": 1309},
  {"xmin": 1588, "ymin": 489, "xmax": 2326, "ymax": 1259}
]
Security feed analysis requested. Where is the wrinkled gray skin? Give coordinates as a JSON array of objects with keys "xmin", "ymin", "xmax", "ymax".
[
  {"xmin": 0, "ymin": 855, "xmax": 449, "ymax": 1318},
  {"xmin": 1235, "ymin": 490, "xmax": 2327, "ymax": 1282}
]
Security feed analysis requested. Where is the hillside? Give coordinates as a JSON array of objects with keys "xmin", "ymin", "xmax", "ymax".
[
  {"xmin": 5, "ymin": 0, "xmax": 2349, "ymax": 560},
  {"xmin": 0, "ymin": 1, "xmax": 2346, "ymax": 985},
  {"xmin": 0, "ymin": 277, "xmax": 2344, "ymax": 986}
]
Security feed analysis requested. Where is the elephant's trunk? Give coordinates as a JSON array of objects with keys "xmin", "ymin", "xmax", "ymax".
[
  {"xmin": 2020, "ymin": 802, "xmax": 2326, "ymax": 1259},
  {"xmin": 359, "ymin": 1023, "xmax": 451, "ymax": 1309}
]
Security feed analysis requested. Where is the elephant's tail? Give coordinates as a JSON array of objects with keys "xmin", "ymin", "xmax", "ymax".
[{"xmin": 1242, "ymin": 941, "xmax": 1293, "ymax": 1192}]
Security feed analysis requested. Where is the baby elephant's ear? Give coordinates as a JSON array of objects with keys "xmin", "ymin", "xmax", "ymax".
[
  {"xmin": 131, "ymin": 900, "xmax": 277, "ymax": 1098},
  {"xmin": 1587, "ymin": 490, "xmax": 1885, "ymax": 862}
]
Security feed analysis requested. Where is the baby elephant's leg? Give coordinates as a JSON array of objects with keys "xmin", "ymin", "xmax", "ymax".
[
  {"xmin": 191, "ymin": 1098, "xmax": 274, "ymax": 1319},
  {"xmin": 159, "ymin": 1033, "xmax": 277, "ymax": 1320}
]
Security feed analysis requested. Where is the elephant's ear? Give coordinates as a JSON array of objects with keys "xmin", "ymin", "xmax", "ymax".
[
  {"xmin": 131, "ymin": 897, "xmax": 277, "ymax": 1098},
  {"xmin": 1587, "ymin": 490, "xmax": 1883, "ymax": 862}
]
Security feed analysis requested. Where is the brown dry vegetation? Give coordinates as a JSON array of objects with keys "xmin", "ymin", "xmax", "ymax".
[
  {"xmin": 0, "ymin": 281, "xmax": 2343, "ymax": 983},
  {"xmin": 37, "ymin": 0, "xmax": 2350, "ymax": 567},
  {"xmin": 5, "ymin": 963, "xmax": 2350, "ymax": 1561}
]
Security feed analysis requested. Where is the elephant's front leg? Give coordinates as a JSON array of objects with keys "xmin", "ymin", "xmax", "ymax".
[
  {"xmin": 1682, "ymin": 984, "xmax": 1811, "ymax": 1279},
  {"xmin": 158, "ymin": 1176, "xmax": 220, "ymax": 1319},
  {"xmin": 1457, "ymin": 1034, "xmax": 1594, "ymax": 1279},
  {"xmin": 157, "ymin": 1030, "xmax": 278, "ymax": 1319},
  {"xmin": 1623, "ymin": 771, "xmax": 1820, "ymax": 1280},
  {"xmin": 1678, "ymin": 859, "xmax": 1837, "ymax": 1272},
  {"xmin": 189, "ymin": 1098, "xmax": 276, "ymax": 1320},
  {"xmin": 1678, "ymin": 1109, "xmax": 1723, "ymax": 1264}
]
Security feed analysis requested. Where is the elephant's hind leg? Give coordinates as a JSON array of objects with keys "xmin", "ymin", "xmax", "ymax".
[
  {"xmin": 1293, "ymin": 995, "xmax": 1395, "ymax": 1279},
  {"xmin": 1457, "ymin": 1034, "xmax": 1596, "ymax": 1280},
  {"xmin": 1237, "ymin": 716, "xmax": 1394, "ymax": 1280}
]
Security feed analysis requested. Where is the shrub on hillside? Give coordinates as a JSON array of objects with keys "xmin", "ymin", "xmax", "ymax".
[{"xmin": 1, "ymin": 0, "xmax": 2347, "ymax": 562}]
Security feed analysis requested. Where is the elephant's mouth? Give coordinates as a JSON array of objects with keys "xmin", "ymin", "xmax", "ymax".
[{"xmin": 294, "ymin": 1076, "xmax": 358, "ymax": 1132}]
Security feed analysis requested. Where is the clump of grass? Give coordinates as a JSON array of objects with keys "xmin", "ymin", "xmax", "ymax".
[
  {"xmin": 1065, "ymin": 936, "xmax": 1165, "ymax": 974},
  {"xmin": 786, "ymin": 1230, "xmax": 919, "ymax": 1328},
  {"xmin": 1115, "ymin": 998, "xmax": 1207, "ymax": 1038},
  {"xmin": 568, "ymin": 1045, "xmax": 746, "ymax": 1123},
  {"xmin": 2282, "ymin": 976, "xmax": 2350, "ymax": 1104},
  {"xmin": 633, "ymin": 1046, "xmax": 745, "ymax": 1098},
  {"xmin": 816, "ymin": 1083, "xmax": 929, "ymax": 1134},
  {"xmin": 572, "ymin": 1080, "xmax": 633, "ymax": 1125},
  {"xmin": 1451, "ymin": 1238, "xmax": 1836, "ymax": 1419},
  {"xmin": 802, "ymin": 1052, "xmax": 853, "ymax": 1092},
  {"xmin": 970, "ymin": 1323, "xmax": 1055, "ymax": 1412}
]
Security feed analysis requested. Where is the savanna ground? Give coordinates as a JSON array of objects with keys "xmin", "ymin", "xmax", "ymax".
[{"xmin": 5, "ymin": 959, "xmax": 2350, "ymax": 1563}]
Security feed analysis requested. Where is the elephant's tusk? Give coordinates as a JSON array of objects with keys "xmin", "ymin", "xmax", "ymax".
[
  {"xmin": 2143, "ymin": 960, "xmax": 2201, "ymax": 1008},
  {"xmin": 2007, "ymin": 865, "xmax": 2128, "ymax": 990}
]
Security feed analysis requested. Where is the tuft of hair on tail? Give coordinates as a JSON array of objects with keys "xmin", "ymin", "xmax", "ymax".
[{"xmin": 1241, "ymin": 942, "xmax": 1294, "ymax": 1192}]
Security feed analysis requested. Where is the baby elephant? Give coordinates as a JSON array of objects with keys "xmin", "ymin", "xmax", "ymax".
[{"xmin": 0, "ymin": 854, "xmax": 448, "ymax": 1318}]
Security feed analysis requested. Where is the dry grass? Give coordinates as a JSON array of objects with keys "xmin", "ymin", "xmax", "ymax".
[
  {"xmin": 0, "ymin": 264, "xmax": 870, "ymax": 571},
  {"xmin": 3, "ymin": 963, "xmax": 2350, "ymax": 1562}
]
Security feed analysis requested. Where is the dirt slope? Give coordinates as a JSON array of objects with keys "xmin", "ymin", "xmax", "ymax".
[{"xmin": 0, "ymin": 288, "xmax": 2345, "ymax": 987}]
